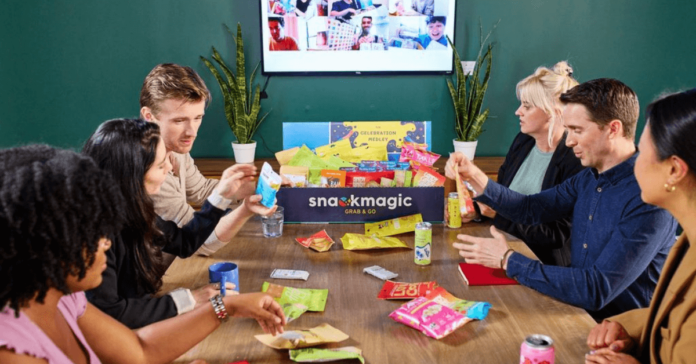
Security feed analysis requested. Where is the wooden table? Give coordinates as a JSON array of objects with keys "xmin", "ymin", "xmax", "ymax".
[{"xmin": 162, "ymin": 220, "xmax": 595, "ymax": 364}]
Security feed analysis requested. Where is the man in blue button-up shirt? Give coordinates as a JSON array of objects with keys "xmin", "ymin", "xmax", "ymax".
[{"xmin": 447, "ymin": 79, "xmax": 677, "ymax": 320}]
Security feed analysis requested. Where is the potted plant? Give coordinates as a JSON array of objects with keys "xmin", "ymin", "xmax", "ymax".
[
  {"xmin": 201, "ymin": 23, "xmax": 269, "ymax": 164},
  {"xmin": 446, "ymin": 22, "xmax": 497, "ymax": 160}
]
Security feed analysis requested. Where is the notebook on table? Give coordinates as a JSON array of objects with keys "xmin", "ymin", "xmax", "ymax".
[{"xmin": 458, "ymin": 262, "xmax": 518, "ymax": 286}]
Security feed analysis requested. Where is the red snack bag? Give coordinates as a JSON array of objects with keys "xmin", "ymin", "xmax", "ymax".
[
  {"xmin": 295, "ymin": 230, "xmax": 335, "ymax": 252},
  {"xmin": 377, "ymin": 281, "xmax": 438, "ymax": 300}
]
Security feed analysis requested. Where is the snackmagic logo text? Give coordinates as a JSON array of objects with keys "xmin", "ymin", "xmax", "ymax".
[{"xmin": 308, "ymin": 194, "xmax": 413, "ymax": 210}]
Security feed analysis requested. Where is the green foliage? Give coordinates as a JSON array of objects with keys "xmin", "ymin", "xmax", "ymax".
[
  {"xmin": 201, "ymin": 23, "xmax": 269, "ymax": 144},
  {"xmin": 446, "ymin": 21, "xmax": 498, "ymax": 142}
]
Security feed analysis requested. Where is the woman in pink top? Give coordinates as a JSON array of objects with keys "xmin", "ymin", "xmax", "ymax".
[{"xmin": 0, "ymin": 145, "xmax": 286, "ymax": 364}]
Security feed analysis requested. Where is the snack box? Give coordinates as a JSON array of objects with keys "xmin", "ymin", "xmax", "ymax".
[{"xmin": 276, "ymin": 187, "xmax": 444, "ymax": 223}]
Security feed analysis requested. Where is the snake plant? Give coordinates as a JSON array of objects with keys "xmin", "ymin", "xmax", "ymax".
[
  {"xmin": 446, "ymin": 21, "xmax": 497, "ymax": 142},
  {"xmin": 201, "ymin": 23, "xmax": 269, "ymax": 145}
]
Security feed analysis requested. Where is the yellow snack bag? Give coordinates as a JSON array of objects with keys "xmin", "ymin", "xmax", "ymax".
[
  {"xmin": 276, "ymin": 147, "xmax": 300, "ymax": 165},
  {"xmin": 364, "ymin": 214, "xmax": 423, "ymax": 237},
  {"xmin": 315, "ymin": 139, "xmax": 353, "ymax": 158},
  {"xmin": 340, "ymin": 233, "xmax": 410, "ymax": 250}
]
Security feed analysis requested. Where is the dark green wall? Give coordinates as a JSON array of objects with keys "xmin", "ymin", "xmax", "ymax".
[{"xmin": 2, "ymin": 0, "xmax": 696, "ymax": 158}]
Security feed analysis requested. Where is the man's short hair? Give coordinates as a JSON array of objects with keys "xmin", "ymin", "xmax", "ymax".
[
  {"xmin": 139, "ymin": 64, "xmax": 211, "ymax": 114},
  {"xmin": 269, "ymin": 16, "xmax": 285, "ymax": 28},
  {"xmin": 560, "ymin": 78, "xmax": 639, "ymax": 139},
  {"xmin": 427, "ymin": 16, "xmax": 446, "ymax": 25},
  {"xmin": 362, "ymin": 16, "xmax": 372, "ymax": 22}
]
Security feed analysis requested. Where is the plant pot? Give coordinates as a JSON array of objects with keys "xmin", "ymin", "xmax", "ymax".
[
  {"xmin": 453, "ymin": 139, "xmax": 478, "ymax": 161},
  {"xmin": 231, "ymin": 141, "xmax": 257, "ymax": 164}
]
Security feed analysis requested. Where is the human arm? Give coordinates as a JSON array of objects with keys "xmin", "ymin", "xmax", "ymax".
[
  {"xmin": 81, "ymin": 293, "xmax": 285, "ymax": 364},
  {"xmin": 584, "ymin": 351, "xmax": 640, "ymax": 364},
  {"xmin": 587, "ymin": 313, "xmax": 644, "ymax": 352},
  {"xmin": 330, "ymin": 4, "xmax": 357, "ymax": 17}
]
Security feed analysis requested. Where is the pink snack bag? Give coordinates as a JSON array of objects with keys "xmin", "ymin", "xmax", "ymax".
[{"xmin": 389, "ymin": 297, "xmax": 468, "ymax": 339}]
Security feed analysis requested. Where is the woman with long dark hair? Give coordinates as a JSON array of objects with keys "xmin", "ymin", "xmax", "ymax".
[
  {"xmin": 82, "ymin": 118, "xmax": 276, "ymax": 328},
  {"xmin": 585, "ymin": 89, "xmax": 696, "ymax": 363},
  {"xmin": 0, "ymin": 145, "xmax": 284, "ymax": 364}
]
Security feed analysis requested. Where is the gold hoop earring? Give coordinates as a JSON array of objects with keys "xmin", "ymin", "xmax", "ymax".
[{"xmin": 664, "ymin": 183, "xmax": 676, "ymax": 192}]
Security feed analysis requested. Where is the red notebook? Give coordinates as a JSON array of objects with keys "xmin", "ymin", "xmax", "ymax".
[{"xmin": 458, "ymin": 262, "xmax": 519, "ymax": 286}]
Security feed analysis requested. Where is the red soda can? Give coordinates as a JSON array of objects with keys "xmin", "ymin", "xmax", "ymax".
[{"xmin": 519, "ymin": 334, "xmax": 554, "ymax": 364}]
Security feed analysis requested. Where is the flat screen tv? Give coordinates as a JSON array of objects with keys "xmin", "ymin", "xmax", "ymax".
[{"xmin": 260, "ymin": 0, "xmax": 457, "ymax": 75}]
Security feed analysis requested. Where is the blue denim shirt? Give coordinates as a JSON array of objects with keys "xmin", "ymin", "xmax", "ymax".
[{"xmin": 477, "ymin": 153, "xmax": 677, "ymax": 319}]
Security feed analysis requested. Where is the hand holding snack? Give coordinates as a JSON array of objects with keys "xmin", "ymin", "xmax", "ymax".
[
  {"xmin": 453, "ymin": 225, "xmax": 511, "ymax": 269},
  {"xmin": 444, "ymin": 152, "xmax": 489, "ymax": 194},
  {"xmin": 215, "ymin": 164, "xmax": 257, "ymax": 200},
  {"xmin": 224, "ymin": 293, "xmax": 286, "ymax": 336},
  {"xmin": 243, "ymin": 194, "xmax": 278, "ymax": 217}
]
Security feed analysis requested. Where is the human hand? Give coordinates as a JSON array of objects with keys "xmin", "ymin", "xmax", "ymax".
[
  {"xmin": 585, "ymin": 350, "xmax": 640, "ymax": 364},
  {"xmin": 452, "ymin": 225, "xmax": 509, "ymax": 269},
  {"xmin": 444, "ymin": 152, "xmax": 476, "ymax": 181},
  {"xmin": 224, "ymin": 293, "xmax": 286, "ymax": 336},
  {"xmin": 242, "ymin": 194, "xmax": 278, "ymax": 216},
  {"xmin": 215, "ymin": 164, "xmax": 257, "ymax": 200},
  {"xmin": 477, "ymin": 202, "xmax": 496, "ymax": 218},
  {"xmin": 443, "ymin": 198, "xmax": 475, "ymax": 225},
  {"xmin": 191, "ymin": 283, "xmax": 238, "ymax": 309},
  {"xmin": 587, "ymin": 320, "xmax": 635, "ymax": 352}
]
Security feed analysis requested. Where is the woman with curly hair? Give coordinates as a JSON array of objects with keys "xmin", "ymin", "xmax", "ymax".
[
  {"xmin": 0, "ymin": 145, "xmax": 285, "ymax": 364},
  {"xmin": 82, "ymin": 118, "xmax": 277, "ymax": 328}
]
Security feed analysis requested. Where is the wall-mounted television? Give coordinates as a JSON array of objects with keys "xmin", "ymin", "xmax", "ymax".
[{"xmin": 260, "ymin": 0, "xmax": 457, "ymax": 75}]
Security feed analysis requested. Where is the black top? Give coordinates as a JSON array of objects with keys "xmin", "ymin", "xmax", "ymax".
[
  {"xmin": 331, "ymin": 0, "xmax": 359, "ymax": 20},
  {"xmin": 86, "ymin": 201, "xmax": 225, "ymax": 328},
  {"xmin": 296, "ymin": 0, "xmax": 311, "ymax": 13},
  {"xmin": 491, "ymin": 132, "xmax": 585, "ymax": 266}
]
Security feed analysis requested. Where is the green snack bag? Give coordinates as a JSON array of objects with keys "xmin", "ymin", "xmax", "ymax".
[
  {"xmin": 290, "ymin": 347, "xmax": 365, "ymax": 363},
  {"xmin": 404, "ymin": 170, "xmax": 413, "ymax": 187},
  {"xmin": 262, "ymin": 282, "xmax": 328, "ymax": 312},
  {"xmin": 282, "ymin": 303, "xmax": 309, "ymax": 323}
]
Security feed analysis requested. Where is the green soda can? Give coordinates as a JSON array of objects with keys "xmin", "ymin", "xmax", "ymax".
[
  {"xmin": 447, "ymin": 192, "xmax": 462, "ymax": 228},
  {"xmin": 414, "ymin": 222, "xmax": 432, "ymax": 265}
]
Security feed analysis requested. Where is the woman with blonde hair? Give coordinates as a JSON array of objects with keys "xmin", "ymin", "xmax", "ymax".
[{"xmin": 475, "ymin": 61, "xmax": 585, "ymax": 266}]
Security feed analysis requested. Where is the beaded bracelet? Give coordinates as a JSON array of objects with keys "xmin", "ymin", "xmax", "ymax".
[{"xmin": 210, "ymin": 294, "xmax": 229, "ymax": 323}]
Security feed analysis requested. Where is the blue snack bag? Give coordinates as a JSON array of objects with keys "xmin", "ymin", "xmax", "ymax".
[{"xmin": 256, "ymin": 162, "xmax": 282, "ymax": 208}]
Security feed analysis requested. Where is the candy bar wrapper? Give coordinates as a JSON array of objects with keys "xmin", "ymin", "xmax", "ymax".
[
  {"xmin": 454, "ymin": 165, "xmax": 476, "ymax": 216},
  {"xmin": 282, "ymin": 303, "xmax": 309, "ymax": 323},
  {"xmin": 276, "ymin": 147, "xmax": 300, "ymax": 165},
  {"xmin": 289, "ymin": 346, "xmax": 365, "ymax": 363},
  {"xmin": 295, "ymin": 230, "xmax": 335, "ymax": 252},
  {"xmin": 412, "ymin": 165, "xmax": 446, "ymax": 187},
  {"xmin": 425, "ymin": 287, "xmax": 491, "ymax": 320},
  {"xmin": 280, "ymin": 165, "xmax": 309, "ymax": 188},
  {"xmin": 320, "ymin": 170, "xmax": 346, "ymax": 187},
  {"xmin": 314, "ymin": 139, "xmax": 353, "ymax": 159},
  {"xmin": 364, "ymin": 214, "xmax": 423, "ymax": 237},
  {"xmin": 340, "ymin": 233, "xmax": 409, "ymax": 250},
  {"xmin": 255, "ymin": 323, "xmax": 349, "ymax": 350},
  {"xmin": 262, "ymin": 282, "xmax": 328, "ymax": 312},
  {"xmin": 378, "ymin": 280, "xmax": 438, "ymax": 300},
  {"xmin": 256, "ymin": 162, "xmax": 283, "ymax": 208},
  {"xmin": 389, "ymin": 297, "xmax": 468, "ymax": 339}
]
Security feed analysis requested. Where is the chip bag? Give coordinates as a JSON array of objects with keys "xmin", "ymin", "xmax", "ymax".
[
  {"xmin": 454, "ymin": 165, "xmax": 476, "ymax": 216},
  {"xmin": 377, "ymin": 281, "xmax": 438, "ymax": 300},
  {"xmin": 364, "ymin": 214, "xmax": 423, "ymax": 237},
  {"xmin": 340, "ymin": 233, "xmax": 409, "ymax": 250},
  {"xmin": 282, "ymin": 303, "xmax": 309, "ymax": 323},
  {"xmin": 256, "ymin": 162, "xmax": 282, "ymax": 208},
  {"xmin": 389, "ymin": 296, "xmax": 468, "ymax": 339},
  {"xmin": 262, "ymin": 282, "xmax": 328, "ymax": 312},
  {"xmin": 295, "ymin": 230, "xmax": 335, "ymax": 252},
  {"xmin": 424, "ymin": 287, "xmax": 491, "ymax": 320},
  {"xmin": 412, "ymin": 165, "xmax": 445, "ymax": 187},
  {"xmin": 255, "ymin": 323, "xmax": 348, "ymax": 349},
  {"xmin": 289, "ymin": 347, "xmax": 365, "ymax": 363}
]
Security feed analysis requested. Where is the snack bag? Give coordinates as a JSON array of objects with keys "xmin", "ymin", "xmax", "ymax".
[
  {"xmin": 282, "ymin": 303, "xmax": 309, "ymax": 323},
  {"xmin": 389, "ymin": 297, "xmax": 468, "ymax": 339},
  {"xmin": 377, "ymin": 281, "xmax": 438, "ymax": 300},
  {"xmin": 320, "ymin": 170, "xmax": 346, "ymax": 187},
  {"xmin": 255, "ymin": 323, "xmax": 348, "ymax": 349},
  {"xmin": 295, "ymin": 230, "xmax": 335, "ymax": 252},
  {"xmin": 393, "ymin": 170, "xmax": 406, "ymax": 187},
  {"xmin": 345, "ymin": 171, "xmax": 394, "ymax": 187},
  {"xmin": 276, "ymin": 147, "xmax": 300, "ymax": 165},
  {"xmin": 262, "ymin": 282, "xmax": 328, "ymax": 312},
  {"xmin": 424, "ymin": 287, "xmax": 491, "ymax": 320},
  {"xmin": 364, "ymin": 214, "xmax": 423, "ymax": 237},
  {"xmin": 314, "ymin": 139, "xmax": 353, "ymax": 159},
  {"xmin": 380, "ymin": 177, "xmax": 393, "ymax": 187},
  {"xmin": 280, "ymin": 165, "xmax": 309, "ymax": 188},
  {"xmin": 454, "ymin": 165, "xmax": 476, "ymax": 216},
  {"xmin": 410, "ymin": 148, "xmax": 441, "ymax": 167},
  {"xmin": 256, "ymin": 162, "xmax": 283, "ymax": 208},
  {"xmin": 289, "ymin": 347, "xmax": 365, "ymax": 363},
  {"xmin": 340, "ymin": 233, "xmax": 409, "ymax": 250},
  {"xmin": 412, "ymin": 165, "xmax": 446, "ymax": 187}
]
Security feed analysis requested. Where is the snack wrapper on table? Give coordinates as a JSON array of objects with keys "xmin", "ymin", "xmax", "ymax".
[
  {"xmin": 255, "ymin": 323, "xmax": 349, "ymax": 349},
  {"xmin": 262, "ymin": 282, "xmax": 328, "ymax": 312},
  {"xmin": 454, "ymin": 165, "xmax": 476, "ymax": 216},
  {"xmin": 256, "ymin": 162, "xmax": 282, "ymax": 208},
  {"xmin": 424, "ymin": 287, "xmax": 491, "ymax": 320},
  {"xmin": 364, "ymin": 214, "xmax": 423, "ymax": 237},
  {"xmin": 289, "ymin": 346, "xmax": 365, "ymax": 363},
  {"xmin": 340, "ymin": 233, "xmax": 409, "ymax": 250},
  {"xmin": 295, "ymin": 230, "xmax": 335, "ymax": 252},
  {"xmin": 377, "ymin": 281, "xmax": 438, "ymax": 300},
  {"xmin": 282, "ymin": 303, "xmax": 309, "ymax": 323},
  {"xmin": 389, "ymin": 297, "xmax": 468, "ymax": 339}
]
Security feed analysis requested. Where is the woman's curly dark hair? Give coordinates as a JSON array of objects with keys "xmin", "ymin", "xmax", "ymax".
[{"xmin": 0, "ymin": 145, "xmax": 125, "ymax": 313}]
